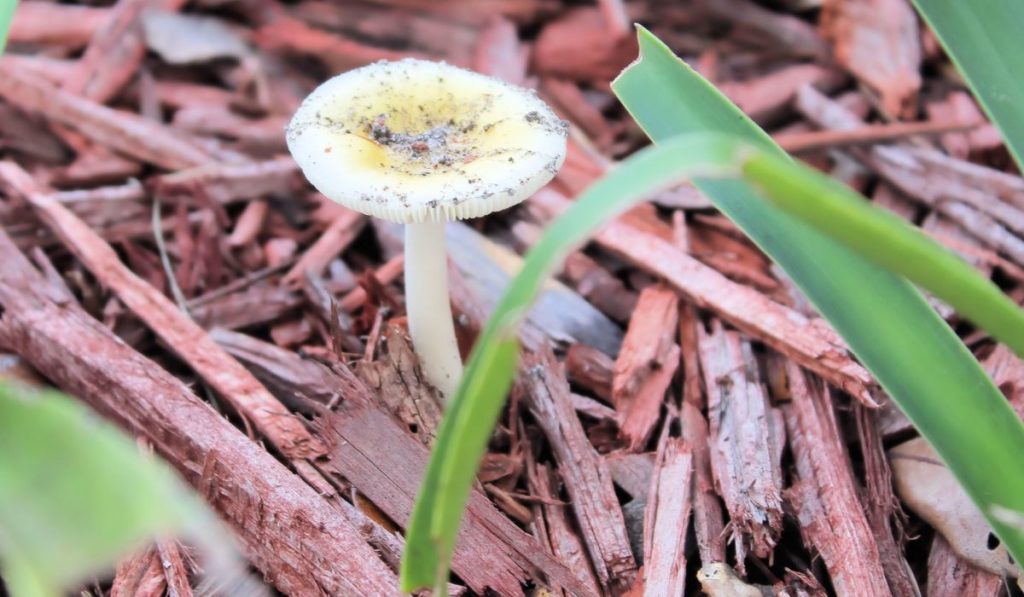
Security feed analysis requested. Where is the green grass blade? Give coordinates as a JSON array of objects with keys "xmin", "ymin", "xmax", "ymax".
[
  {"xmin": 910, "ymin": 0, "xmax": 1024, "ymax": 171},
  {"xmin": 742, "ymin": 151, "xmax": 1024, "ymax": 356},
  {"xmin": 0, "ymin": 383, "xmax": 228, "ymax": 596},
  {"xmin": 400, "ymin": 134, "xmax": 744, "ymax": 592},
  {"xmin": 613, "ymin": 26, "xmax": 1024, "ymax": 567}
]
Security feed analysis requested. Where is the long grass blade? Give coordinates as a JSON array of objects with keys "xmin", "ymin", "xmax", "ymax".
[
  {"xmin": 400, "ymin": 134, "xmax": 743, "ymax": 592},
  {"xmin": 910, "ymin": 0, "xmax": 1024, "ymax": 171},
  {"xmin": 742, "ymin": 151, "xmax": 1024, "ymax": 356},
  {"xmin": 612, "ymin": 26, "xmax": 1024, "ymax": 567}
]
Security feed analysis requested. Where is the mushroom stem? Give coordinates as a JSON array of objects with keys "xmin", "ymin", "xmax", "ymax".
[{"xmin": 404, "ymin": 220, "xmax": 463, "ymax": 398}]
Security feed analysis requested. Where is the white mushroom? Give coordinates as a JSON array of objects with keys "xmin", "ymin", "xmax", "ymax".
[{"xmin": 286, "ymin": 58, "xmax": 568, "ymax": 397}]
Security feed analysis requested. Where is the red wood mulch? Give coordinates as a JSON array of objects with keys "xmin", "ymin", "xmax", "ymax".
[{"xmin": 1, "ymin": 0, "xmax": 1021, "ymax": 595}]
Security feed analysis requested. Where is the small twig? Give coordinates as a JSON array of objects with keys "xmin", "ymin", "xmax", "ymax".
[
  {"xmin": 152, "ymin": 199, "xmax": 190, "ymax": 312},
  {"xmin": 776, "ymin": 120, "xmax": 978, "ymax": 153}
]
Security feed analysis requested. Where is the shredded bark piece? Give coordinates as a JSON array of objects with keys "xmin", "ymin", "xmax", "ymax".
[
  {"xmin": 699, "ymin": 322, "xmax": 784, "ymax": 562},
  {"xmin": 254, "ymin": 14, "xmax": 416, "ymax": 72},
  {"xmin": 565, "ymin": 343, "xmax": 614, "ymax": 402},
  {"xmin": 529, "ymin": 462, "xmax": 604, "ymax": 596},
  {"xmin": 8, "ymin": 3, "xmax": 110, "ymax": 48},
  {"xmin": 0, "ymin": 63, "xmax": 212, "ymax": 170},
  {"xmin": 682, "ymin": 401, "xmax": 728, "ymax": 566},
  {"xmin": 509, "ymin": 219, "xmax": 638, "ymax": 323},
  {"xmin": 531, "ymin": 189, "xmax": 878, "ymax": 404},
  {"xmin": 612, "ymin": 284, "xmax": 680, "ymax": 451},
  {"xmin": 64, "ymin": 0, "xmax": 188, "ymax": 103},
  {"xmin": 533, "ymin": 7, "xmax": 638, "ymax": 83},
  {"xmin": 561, "ymin": 251, "xmax": 638, "ymax": 323},
  {"xmin": 151, "ymin": 158, "xmax": 299, "ymax": 206},
  {"xmin": 111, "ymin": 546, "xmax": 166, "ymax": 597},
  {"xmin": 355, "ymin": 324, "xmax": 445, "ymax": 443},
  {"xmin": 855, "ymin": 404, "xmax": 922, "ymax": 596},
  {"xmin": 821, "ymin": 0, "xmax": 922, "ymax": 117},
  {"xmin": 0, "ymin": 162, "xmax": 326, "ymax": 461},
  {"xmin": 641, "ymin": 435, "xmax": 693, "ymax": 596},
  {"xmin": 783, "ymin": 362, "xmax": 892, "ymax": 596},
  {"xmin": 718, "ymin": 63, "xmax": 847, "ymax": 125},
  {"xmin": 796, "ymin": 85, "xmax": 1024, "ymax": 266},
  {"xmin": 316, "ymin": 356, "xmax": 593, "ymax": 596},
  {"xmin": 516, "ymin": 348, "xmax": 639, "ymax": 592},
  {"xmin": 603, "ymin": 452, "xmax": 655, "ymax": 501},
  {"xmin": 156, "ymin": 540, "xmax": 193, "ymax": 597},
  {"xmin": 0, "ymin": 229, "xmax": 398, "ymax": 596},
  {"xmin": 927, "ymin": 534, "xmax": 1005, "ymax": 597},
  {"xmin": 283, "ymin": 207, "xmax": 366, "ymax": 285},
  {"xmin": 191, "ymin": 282, "xmax": 302, "ymax": 331}
]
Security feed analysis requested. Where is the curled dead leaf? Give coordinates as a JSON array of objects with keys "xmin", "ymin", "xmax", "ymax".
[{"xmin": 890, "ymin": 437, "xmax": 1020, "ymax": 578}]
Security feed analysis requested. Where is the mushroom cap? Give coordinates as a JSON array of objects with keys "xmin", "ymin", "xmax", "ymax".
[{"xmin": 286, "ymin": 59, "xmax": 568, "ymax": 223}]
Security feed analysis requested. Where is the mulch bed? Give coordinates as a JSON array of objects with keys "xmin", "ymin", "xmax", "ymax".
[{"xmin": 2, "ymin": 0, "xmax": 1021, "ymax": 595}]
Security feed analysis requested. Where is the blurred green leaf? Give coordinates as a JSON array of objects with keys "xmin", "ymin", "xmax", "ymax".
[
  {"xmin": 613, "ymin": 26, "xmax": 1024, "ymax": 569},
  {"xmin": 0, "ymin": 6, "xmax": 234, "ymax": 596},
  {"xmin": 0, "ymin": 0, "xmax": 15, "ymax": 54},
  {"xmin": 910, "ymin": 0, "xmax": 1024, "ymax": 170},
  {"xmin": 0, "ymin": 383, "xmax": 222, "ymax": 597}
]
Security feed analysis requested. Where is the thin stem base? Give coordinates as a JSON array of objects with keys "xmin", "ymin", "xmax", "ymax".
[{"xmin": 404, "ymin": 221, "xmax": 463, "ymax": 398}]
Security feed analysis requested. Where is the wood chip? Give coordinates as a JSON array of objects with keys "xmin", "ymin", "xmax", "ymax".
[
  {"xmin": 604, "ymin": 452, "xmax": 655, "ymax": 501},
  {"xmin": 641, "ymin": 437, "xmax": 692, "ymax": 597},
  {"xmin": 612, "ymin": 284, "xmax": 679, "ymax": 450},
  {"xmin": 821, "ymin": 0, "xmax": 921, "ymax": 117},
  {"xmin": 355, "ymin": 324, "xmax": 445, "ymax": 444},
  {"xmin": 531, "ymin": 189, "xmax": 877, "ymax": 404},
  {"xmin": 533, "ymin": 7, "xmax": 638, "ymax": 83},
  {"xmin": 210, "ymin": 328, "xmax": 337, "ymax": 416},
  {"xmin": 512, "ymin": 219, "xmax": 638, "ymax": 323},
  {"xmin": 254, "ymin": 14, "xmax": 414, "ymax": 72},
  {"xmin": 855, "ymin": 404, "xmax": 922, "ymax": 596},
  {"xmin": 447, "ymin": 221, "xmax": 624, "ymax": 355},
  {"xmin": 529, "ymin": 462, "xmax": 604, "ymax": 596},
  {"xmin": 693, "ymin": 0, "xmax": 828, "ymax": 60},
  {"xmin": 516, "ymin": 348, "xmax": 639, "ymax": 592},
  {"xmin": 156, "ymin": 540, "xmax": 193, "ymax": 597},
  {"xmin": 283, "ymin": 207, "xmax": 366, "ymax": 285},
  {"xmin": 718, "ymin": 63, "xmax": 847, "ymax": 124},
  {"xmin": 0, "ymin": 229, "xmax": 397, "ymax": 596},
  {"xmin": 681, "ymin": 400, "xmax": 728, "ymax": 566},
  {"xmin": 64, "ymin": 0, "xmax": 189, "ymax": 103},
  {"xmin": 927, "ymin": 534, "xmax": 1005, "ymax": 597},
  {"xmin": 783, "ymin": 362, "xmax": 891, "ymax": 596},
  {"xmin": 111, "ymin": 547, "xmax": 166, "ymax": 597},
  {"xmin": 699, "ymin": 322, "xmax": 784, "ymax": 561},
  {"xmin": 796, "ymin": 85, "xmax": 1024, "ymax": 266},
  {"xmin": 9, "ymin": 2, "xmax": 110, "ymax": 48},
  {"xmin": 151, "ymin": 157, "xmax": 299, "ymax": 205},
  {"xmin": 0, "ymin": 63, "xmax": 212, "ymax": 170},
  {"xmin": 0, "ymin": 162, "xmax": 325, "ymax": 460},
  {"xmin": 565, "ymin": 343, "xmax": 614, "ymax": 402},
  {"xmin": 317, "ymin": 354, "xmax": 593, "ymax": 596}
]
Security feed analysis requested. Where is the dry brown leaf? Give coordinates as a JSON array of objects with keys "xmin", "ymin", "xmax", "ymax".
[
  {"xmin": 821, "ymin": 0, "xmax": 922, "ymax": 117},
  {"xmin": 890, "ymin": 437, "xmax": 1019, "ymax": 578},
  {"xmin": 141, "ymin": 11, "xmax": 250, "ymax": 64}
]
